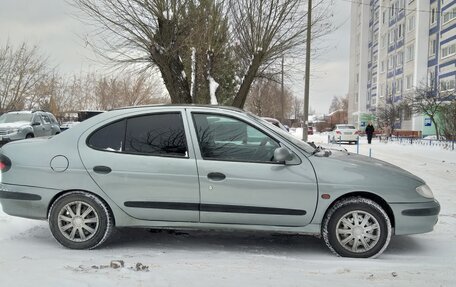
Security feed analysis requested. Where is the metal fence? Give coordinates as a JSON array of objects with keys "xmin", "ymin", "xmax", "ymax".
[{"xmin": 387, "ymin": 137, "xmax": 455, "ymax": 151}]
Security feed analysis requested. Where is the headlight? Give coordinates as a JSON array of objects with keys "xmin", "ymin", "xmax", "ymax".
[
  {"xmin": 6, "ymin": 128, "xmax": 20, "ymax": 134},
  {"xmin": 416, "ymin": 184, "xmax": 434, "ymax": 199}
]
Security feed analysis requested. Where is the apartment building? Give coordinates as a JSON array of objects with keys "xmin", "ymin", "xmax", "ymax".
[{"xmin": 348, "ymin": 0, "xmax": 456, "ymax": 134}]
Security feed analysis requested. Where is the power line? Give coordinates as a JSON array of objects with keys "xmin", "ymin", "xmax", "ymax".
[{"xmin": 340, "ymin": 0, "xmax": 452, "ymax": 15}]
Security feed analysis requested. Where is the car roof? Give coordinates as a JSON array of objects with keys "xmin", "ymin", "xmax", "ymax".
[
  {"xmin": 111, "ymin": 104, "xmax": 244, "ymax": 113},
  {"xmin": 6, "ymin": 111, "xmax": 33, "ymax": 114}
]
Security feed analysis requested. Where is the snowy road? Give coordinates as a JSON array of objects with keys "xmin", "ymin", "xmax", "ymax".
[{"xmin": 1, "ymin": 135, "xmax": 455, "ymax": 287}]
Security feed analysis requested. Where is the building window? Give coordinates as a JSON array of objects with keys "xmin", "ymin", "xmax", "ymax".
[
  {"xmin": 440, "ymin": 77, "xmax": 456, "ymax": 91},
  {"xmin": 395, "ymin": 78, "xmax": 402, "ymax": 94},
  {"xmin": 381, "ymin": 60, "xmax": 385, "ymax": 72},
  {"xmin": 441, "ymin": 43, "xmax": 456, "ymax": 59},
  {"xmin": 407, "ymin": 15, "xmax": 415, "ymax": 32},
  {"xmin": 388, "ymin": 55, "xmax": 394, "ymax": 69},
  {"xmin": 442, "ymin": 7, "xmax": 456, "ymax": 24},
  {"xmin": 403, "ymin": 106, "xmax": 412, "ymax": 120},
  {"xmin": 397, "ymin": 51, "xmax": 403, "ymax": 66},
  {"xmin": 390, "ymin": 2, "xmax": 396, "ymax": 18},
  {"xmin": 429, "ymin": 39, "xmax": 437, "ymax": 56},
  {"xmin": 428, "ymin": 70, "xmax": 436, "ymax": 86},
  {"xmin": 431, "ymin": 7, "xmax": 437, "ymax": 24},
  {"xmin": 405, "ymin": 44, "xmax": 414, "ymax": 62},
  {"xmin": 398, "ymin": 23, "xmax": 404, "ymax": 39},
  {"xmin": 388, "ymin": 30, "xmax": 394, "ymax": 44},
  {"xmin": 405, "ymin": 74, "xmax": 414, "ymax": 90}
]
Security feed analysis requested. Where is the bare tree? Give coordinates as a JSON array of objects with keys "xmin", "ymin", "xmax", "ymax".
[
  {"xmin": 404, "ymin": 81, "xmax": 454, "ymax": 140},
  {"xmin": 376, "ymin": 100, "xmax": 403, "ymax": 134},
  {"xmin": 229, "ymin": 0, "xmax": 333, "ymax": 108},
  {"xmin": 329, "ymin": 95, "xmax": 348, "ymax": 113},
  {"xmin": 438, "ymin": 100, "xmax": 456, "ymax": 141},
  {"xmin": 0, "ymin": 41, "xmax": 50, "ymax": 112},
  {"xmin": 94, "ymin": 73, "xmax": 165, "ymax": 110},
  {"xmin": 244, "ymin": 78, "xmax": 293, "ymax": 119},
  {"xmin": 71, "ymin": 0, "xmax": 333, "ymax": 108}
]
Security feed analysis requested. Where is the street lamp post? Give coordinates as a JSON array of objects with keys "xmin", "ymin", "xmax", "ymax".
[{"xmin": 302, "ymin": 0, "xmax": 312, "ymax": 142}]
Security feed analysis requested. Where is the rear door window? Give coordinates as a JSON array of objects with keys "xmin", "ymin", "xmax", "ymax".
[
  {"xmin": 87, "ymin": 113, "xmax": 188, "ymax": 157},
  {"xmin": 125, "ymin": 113, "xmax": 188, "ymax": 157}
]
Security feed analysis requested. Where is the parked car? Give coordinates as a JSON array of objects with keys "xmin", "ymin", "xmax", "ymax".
[
  {"xmin": 0, "ymin": 105, "xmax": 439, "ymax": 258},
  {"xmin": 0, "ymin": 111, "xmax": 60, "ymax": 144},
  {"xmin": 331, "ymin": 124, "xmax": 359, "ymax": 144},
  {"xmin": 46, "ymin": 112, "xmax": 61, "ymax": 135},
  {"xmin": 261, "ymin": 117, "xmax": 289, "ymax": 132}
]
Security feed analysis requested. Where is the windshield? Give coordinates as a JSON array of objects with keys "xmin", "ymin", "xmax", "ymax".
[
  {"xmin": 248, "ymin": 113, "xmax": 316, "ymax": 154},
  {"xmin": 0, "ymin": 113, "xmax": 32, "ymax": 123}
]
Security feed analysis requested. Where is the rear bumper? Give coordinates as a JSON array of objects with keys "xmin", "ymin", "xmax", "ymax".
[
  {"xmin": 0, "ymin": 183, "xmax": 60, "ymax": 220},
  {"xmin": 334, "ymin": 135, "xmax": 358, "ymax": 142},
  {"xmin": 390, "ymin": 200, "xmax": 440, "ymax": 235}
]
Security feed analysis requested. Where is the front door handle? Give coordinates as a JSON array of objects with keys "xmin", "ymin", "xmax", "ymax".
[
  {"xmin": 93, "ymin": 165, "xmax": 112, "ymax": 174},
  {"xmin": 207, "ymin": 172, "xmax": 226, "ymax": 181}
]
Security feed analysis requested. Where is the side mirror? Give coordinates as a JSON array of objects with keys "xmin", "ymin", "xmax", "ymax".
[{"xmin": 274, "ymin": 147, "xmax": 294, "ymax": 162}]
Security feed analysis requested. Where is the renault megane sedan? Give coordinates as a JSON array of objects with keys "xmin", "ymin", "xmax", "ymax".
[{"xmin": 0, "ymin": 105, "xmax": 439, "ymax": 258}]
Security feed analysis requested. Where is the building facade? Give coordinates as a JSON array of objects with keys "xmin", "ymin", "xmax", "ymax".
[{"xmin": 348, "ymin": 0, "xmax": 456, "ymax": 134}]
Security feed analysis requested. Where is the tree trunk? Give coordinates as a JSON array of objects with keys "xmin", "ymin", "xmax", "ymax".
[
  {"xmin": 430, "ymin": 116, "xmax": 440, "ymax": 140},
  {"xmin": 231, "ymin": 54, "xmax": 262, "ymax": 109},
  {"xmin": 151, "ymin": 17, "xmax": 192, "ymax": 104}
]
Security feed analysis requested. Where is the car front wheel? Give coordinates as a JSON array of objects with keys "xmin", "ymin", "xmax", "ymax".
[
  {"xmin": 322, "ymin": 197, "xmax": 392, "ymax": 258},
  {"xmin": 48, "ymin": 191, "xmax": 113, "ymax": 249}
]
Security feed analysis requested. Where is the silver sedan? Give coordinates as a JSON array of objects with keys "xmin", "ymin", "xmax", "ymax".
[{"xmin": 0, "ymin": 105, "xmax": 439, "ymax": 258}]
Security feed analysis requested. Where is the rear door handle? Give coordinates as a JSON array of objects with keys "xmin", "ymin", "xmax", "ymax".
[
  {"xmin": 93, "ymin": 166, "xmax": 112, "ymax": 174},
  {"xmin": 207, "ymin": 172, "xmax": 226, "ymax": 181}
]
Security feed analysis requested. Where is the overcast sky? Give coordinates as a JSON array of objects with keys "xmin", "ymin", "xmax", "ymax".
[{"xmin": 0, "ymin": 0, "xmax": 351, "ymax": 114}]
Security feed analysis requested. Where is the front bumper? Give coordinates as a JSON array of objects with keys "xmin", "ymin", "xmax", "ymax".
[
  {"xmin": 0, "ymin": 183, "xmax": 60, "ymax": 220},
  {"xmin": 390, "ymin": 200, "xmax": 440, "ymax": 235},
  {"xmin": 0, "ymin": 133, "xmax": 25, "ymax": 144}
]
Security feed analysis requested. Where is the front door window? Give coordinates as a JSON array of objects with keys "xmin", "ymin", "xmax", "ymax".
[{"xmin": 192, "ymin": 113, "xmax": 279, "ymax": 163}]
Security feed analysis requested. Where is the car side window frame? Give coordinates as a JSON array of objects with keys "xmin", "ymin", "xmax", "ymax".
[
  {"xmin": 86, "ymin": 112, "xmax": 190, "ymax": 159},
  {"xmin": 41, "ymin": 114, "xmax": 52, "ymax": 124},
  {"xmin": 191, "ymin": 112, "xmax": 283, "ymax": 164},
  {"xmin": 32, "ymin": 114, "xmax": 42, "ymax": 125}
]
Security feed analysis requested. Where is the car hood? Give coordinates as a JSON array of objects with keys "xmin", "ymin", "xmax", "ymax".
[
  {"xmin": 0, "ymin": 121, "xmax": 30, "ymax": 129},
  {"xmin": 309, "ymin": 149, "xmax": 425, "ymax": 193}
]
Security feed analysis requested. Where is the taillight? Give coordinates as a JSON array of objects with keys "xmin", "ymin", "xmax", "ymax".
[
  {"xmin": 0, "ymin": 154, "xmax": 11, "ymax": 173},
  {"xmin": 336, "ymin": 131, "xmax": 341, "ymax": 134}
]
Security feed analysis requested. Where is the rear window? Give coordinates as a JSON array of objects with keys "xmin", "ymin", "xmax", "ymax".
[{"xmin": 337, "ymin": 125, "xmax": 356, "ymax": 129}]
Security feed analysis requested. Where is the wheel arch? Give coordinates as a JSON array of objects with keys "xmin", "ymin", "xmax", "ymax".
[
  {"xmin": 323, "ymin": 191, "xmax": 395, "ymax": 229},
  {"xmin": 46, "ymin": 189, "xmax": 116, "ymax": 226}
]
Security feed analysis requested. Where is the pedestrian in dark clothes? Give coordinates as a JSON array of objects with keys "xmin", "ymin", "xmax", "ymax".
[{"xmin": 365, "ymin": 122, "xmax": 375, "ymax": 144}]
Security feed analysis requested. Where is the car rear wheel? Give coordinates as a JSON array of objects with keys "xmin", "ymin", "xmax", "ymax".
[
  {"xmin": 322, "ymin": 197, "xmax": 392, "ymax": 258},
  {"xmin": 48, "ymin": 191, "xmax": 113, "ymax": 249}
]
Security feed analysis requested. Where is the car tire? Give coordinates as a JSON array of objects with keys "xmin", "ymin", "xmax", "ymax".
[
  {"xmin": 48, "ymin": 191, "xmax": 114, "ymax": 249},
  {"xmin": 322, "ymin": 197, "xmax": 392, "ymax": 258},
  {"xmin": 26, "ymin": 133, "xmax": 34, "ymax": 138}
]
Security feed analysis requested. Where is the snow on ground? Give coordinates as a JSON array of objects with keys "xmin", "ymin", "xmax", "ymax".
[{"xmin": 1, "ymin": 133, "xmax": 456, "ymax": 287}]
